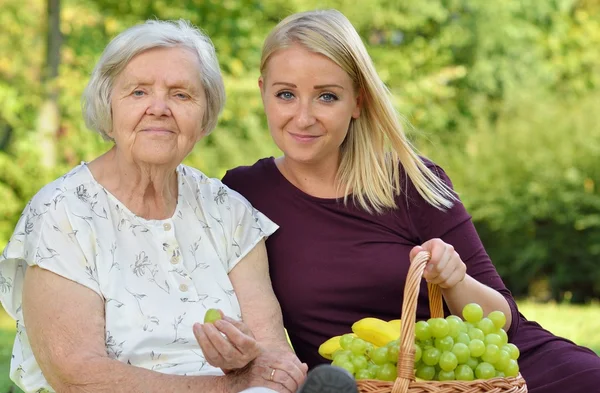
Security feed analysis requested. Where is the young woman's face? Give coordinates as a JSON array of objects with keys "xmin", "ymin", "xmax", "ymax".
[{"xmin": 260, "ymin": 44, "xmax": 361, "ymax": 167}]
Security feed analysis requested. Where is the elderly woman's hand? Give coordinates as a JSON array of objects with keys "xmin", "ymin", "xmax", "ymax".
[
  {"xmin": 410, "ymin": 238, "xmax": 466, "ymax": 289},
  {"xmin": 225, "ymin": 350, "xmax": 308, "ymax": 393},
  {"xmin": 193, "ymin": 314, "xmax": 261, "ymax": 372}
]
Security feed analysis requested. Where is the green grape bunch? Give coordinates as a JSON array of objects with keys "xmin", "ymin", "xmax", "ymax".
[{"xmin": 328, "ymin": 302, "xmax": 521, "ymax": 383}]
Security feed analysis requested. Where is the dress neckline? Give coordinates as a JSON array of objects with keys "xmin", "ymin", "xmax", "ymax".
[
  {"xmin": 80, "ymin": 161, "xmax": 183, "ymax": 225},
  {"xmin": 263, "ymin": 157, "xmax": 354, "ymax": 205}
]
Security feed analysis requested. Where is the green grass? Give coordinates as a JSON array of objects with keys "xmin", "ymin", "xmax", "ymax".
[
  {"xmin": 0, "ymin": 302, "xmax": 597, "ymax": 391},
  {"xmin": 518, "ymin": 300, "xmax": 600, "ymax": 354}
]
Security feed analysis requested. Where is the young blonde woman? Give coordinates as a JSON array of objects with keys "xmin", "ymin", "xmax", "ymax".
[{"xmin": 223, "ymin": 9, "xmax": 600, "ymax": 393}]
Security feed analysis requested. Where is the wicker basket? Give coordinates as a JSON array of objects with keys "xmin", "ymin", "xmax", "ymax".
[{"xmin": 356, "ymin": 251, "xmax": 528, "ymax": 393}]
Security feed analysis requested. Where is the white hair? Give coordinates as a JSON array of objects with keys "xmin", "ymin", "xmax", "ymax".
[{"xmin": 82, "ymin": 19, "xmax": 225, "ymax": 140}]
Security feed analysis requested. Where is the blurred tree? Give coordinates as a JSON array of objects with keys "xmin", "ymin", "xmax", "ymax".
[
  {"xmin": 0, "ymin": 0, "xmax": 599, "ymax": 300},
  {"xmin": 37, "ymin": 0, "xmax": 62, "ymax": 168}
]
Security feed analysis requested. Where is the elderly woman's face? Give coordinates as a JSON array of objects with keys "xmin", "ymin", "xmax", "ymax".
[{"xmin": 109, "ymin": 47, "xmax": 206, "ymax": 166}]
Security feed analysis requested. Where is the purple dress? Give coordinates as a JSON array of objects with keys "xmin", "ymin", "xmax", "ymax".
[{"xmin": 222, "ymin": 157, "xmax": 600, "ymax": 392}]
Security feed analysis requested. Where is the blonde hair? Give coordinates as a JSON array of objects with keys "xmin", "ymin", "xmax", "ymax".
[
  {"xmin": 82, "ymin": 19, "xmax": 225, "ymax": 140},
  {"xmin": 260, "ymin": 9, "xmax": 456, "ymax": 212}
]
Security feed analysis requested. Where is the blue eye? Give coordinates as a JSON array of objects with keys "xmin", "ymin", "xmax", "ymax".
[
  {"xmin": 276, "ymin": 91, "xmax": 294, "ymax": 100},
  {"xmin": 175, "ymin": 93, "xmax": 189, "ymax": 100},
  {"xmin": 132, "ymin": 90, "xmax": 145, "ymax": 97},
  {"xmin": 320, "ymin": 93, "xmax": 338, "ymax": 102}
]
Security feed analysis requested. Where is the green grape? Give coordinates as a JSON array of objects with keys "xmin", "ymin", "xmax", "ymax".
[
  {"xmin": 203, "ymin": 308, "xmax": 222, "ymax": 324},
  {"xmin": 494, "ymin": 349, "xmax": 511, "ymax": 371},
  {"xmin": 415, "ymin": 365, "xmax": 436, "ymax": 381},
  {"xmin": 468, "ymin": 339, "xmax": 486, "ymax": 358},
  {"xmin": 456, "ymin": 332, "xmax": 471, "ymax": 345},
  {"xmin": 438, "ymin": 370, "xmax": 456, "ymax": 381},
  {"xmin": 466, "ymin": 356, "xmax": 479, "ymax": 370},
  {"xmin": 475, "ymin": 362, "xmax": 496, "ymax": 379},
  {"xmin": 446, "ymin": 315, "xmax": 464, "ymax": 338},
  {"xmin": 369, "ymin": 346, "xmax": 389, "ymax": 365},
  {"xmin": 484, "ymin": 333, "xmax": 503, "ymax": 347},
  {"xmin": 439, "ymin": 351, "xmax": 458, "ymax": 372},
  {"xmin": 386, "ymin": 339, "xmax": 400, "ymax": 348},
  {"xmin": 481, "ymin": 344, "xmax": 500, "ymax": 364},
  {"xmin": 387, "ymin": 342, "xmax": 399, "ymax": 363},
  {"xmin": 451, "ymin": 343, "xmax": 470, "ymax": 364},
  {"xmin": 413, "ymin": 359, "xmax": 423, "ymax": 371},
  {"xmin": 464, "ymin": 322, "xmax": 474, "ymax": 330},
  {"xmin": 435, "ymin": 336, "xmax": 454, "ymax": 352},
  {"xmin": 462, "ymin": 303, "xmax": 484, "ymax": 323},
  {"xmin": 351, "ymin": 354, "xmax": 369, "ymax": 371},
  {"xmin": 503, "ymin": 343, "xmax": 520, "ymax": 360},
  {"xmin": 333, "ymin": 349, "xmax": 352, "ymax": 358},
  {"xmin": 414, "ymin": 343, "xmax": 422, "ymax": 363},
  {"xmin": 487, "ymin": 311, "xmax": 506, "ymax": 330},
  {"xmin": 332, "ymin": 351, "xmax": 352, "ymax": 366},
  {"xmin": 377, "ymin": 363, "xmax": 397, "ymax": 381},
  {"xmin": 504, "ymin": 359, "xmax": 519, "ymax": 377},
  {"xmin": 415, "ymin": 321, "xmax": 432, "ymax": 341},
  {"xmin": 365, "ymin": 342, "xmax": 375, "ymax": 356},
  {"xmin": 455, "ymin": 364, "xmax": 474, "ymax": 381},
  {"xmin": 496, "ymin": 371, "xmax": 506, "ymax": 378},
  {"xmin": 339, "ymin": 334, "xmax": 355, "ymax": 350},
  {"xmin": 422, "ymin": 347, "xmax": 441, "ymax": 366},
  {"xmin": 428, "ymin": 318, "xmax": 450, "ymax": 338},
  {"xmin": 468, "ymin": 327, "xmax": 485, "ymax": 341},
  {"xmin": 350, "ymin": 338, "xmax": 368, "ymax": 355},
  {"xmin": 419, "ymin": 338, "xmax": 434, "ymax": 349},
  {"xmin": 477, "ymin": 318, "xmax": 496, "ymax": 335},
  {"xmin": 355, "ymin": 369, "xmax": 372, "ymax": 380},
  {"xmin": 367, "ymin": 363, "xmax": 381, "ymax": 377},
  {"xmin": 338, "ymin": 361, "xmax": 356, "ymax": 376},
  {"xmin": 497, "ymin": 328, "xmax": 508, "ymax": 346}
]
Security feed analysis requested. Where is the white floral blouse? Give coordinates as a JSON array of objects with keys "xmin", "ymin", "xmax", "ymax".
[{"xmin": 0, "ymin": 163, "xmax": 278, "ymax": 393}]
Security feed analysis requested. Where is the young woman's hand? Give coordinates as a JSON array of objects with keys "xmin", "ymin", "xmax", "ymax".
[{"xmin": 410, "ymin": 238, "xmax": 466, "ymax": 289}]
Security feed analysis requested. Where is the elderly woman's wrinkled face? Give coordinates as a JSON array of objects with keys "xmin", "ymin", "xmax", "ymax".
[{"xmin": 109, "ymin": 47, "xmax": 206, "ymax": 166}]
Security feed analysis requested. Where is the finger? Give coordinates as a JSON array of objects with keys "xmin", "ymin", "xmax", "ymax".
[
  {"xmin": 409, "ymin": 245, "xmax": 425, "ymax": 261},
  {"xmin": 258, "ymin": 369, "xmax": 293, "ymax": 393},
  {"xmin": 441, "ymin": 261, "xmax": 466, "ymax": 289},
  {"xmin": 271, "ymin": 358, "xmax": 307, "ymax": 388},
  {"xmin": 281, "ymin": 364, "xmax": 307, "ymax": 391},
  {"xmin": 437, "ymin": 247, "xmax": 461, "ymax": 285},
  {"xmin": 437, "ymin": 244, "xmax": 454, "ymax": 274},
  {"xmin": 193, "ymin": 323, "xmax": 226, "ymax": 366},
  {"xmin": 215, "ymin": 319, "xmax": 260, "ymax": 358},
  {"xmin": 269, "ymin": 368, "xmax": 299, "ymax": 393},
  {"xmin": 424, "ymin": 240, "xmax": 444, "ymax": 269},
  {"xmin": 202, "ymin": 322, "xmax": 242, "ymax": 361}
]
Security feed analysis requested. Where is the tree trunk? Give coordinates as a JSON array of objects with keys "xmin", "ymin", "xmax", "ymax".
[{"xmin": 37, "ymin": 0, "xmax": 61, "ymax": 169}]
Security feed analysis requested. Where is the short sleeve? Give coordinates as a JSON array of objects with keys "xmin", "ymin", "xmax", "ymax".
[
  {"xmin": 223, "ymin": 186, "xmax": 279, "ymax": 272},
  {"xmin": 0, "ymin": 197, "xmax": 102, "ymax": 319}
]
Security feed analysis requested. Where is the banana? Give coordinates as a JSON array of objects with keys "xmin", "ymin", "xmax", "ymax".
[
  {"xmin": 388, "ymin": 319, "xmax": 402, "ymax": 333},
  {"xmin": 318, "ymin": 335, "xmax": 342, "ymax": 360},
  {"xmin": 352, "ymin": 317, "xmax": 400, "ymax": 347}
]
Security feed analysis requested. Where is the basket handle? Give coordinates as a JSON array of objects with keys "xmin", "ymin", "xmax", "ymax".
[{"xmin": 392, "ymin": 250, "xmax": 444, "ymax": 393}]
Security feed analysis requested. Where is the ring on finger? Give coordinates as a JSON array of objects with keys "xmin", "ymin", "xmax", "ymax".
[{"xmin": 269, "ymin": 368, "xmax": 276, "ymax": 382}]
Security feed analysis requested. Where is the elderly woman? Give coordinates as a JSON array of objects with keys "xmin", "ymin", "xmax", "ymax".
[{"xmin": 0, "ymin": 19, "xmax": 310, "ymax": 393}]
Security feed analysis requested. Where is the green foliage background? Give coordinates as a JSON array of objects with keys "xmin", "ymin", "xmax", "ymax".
[{"xmin": 1, "ymin": 0, "xmax": 600, "ymax": 301}]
